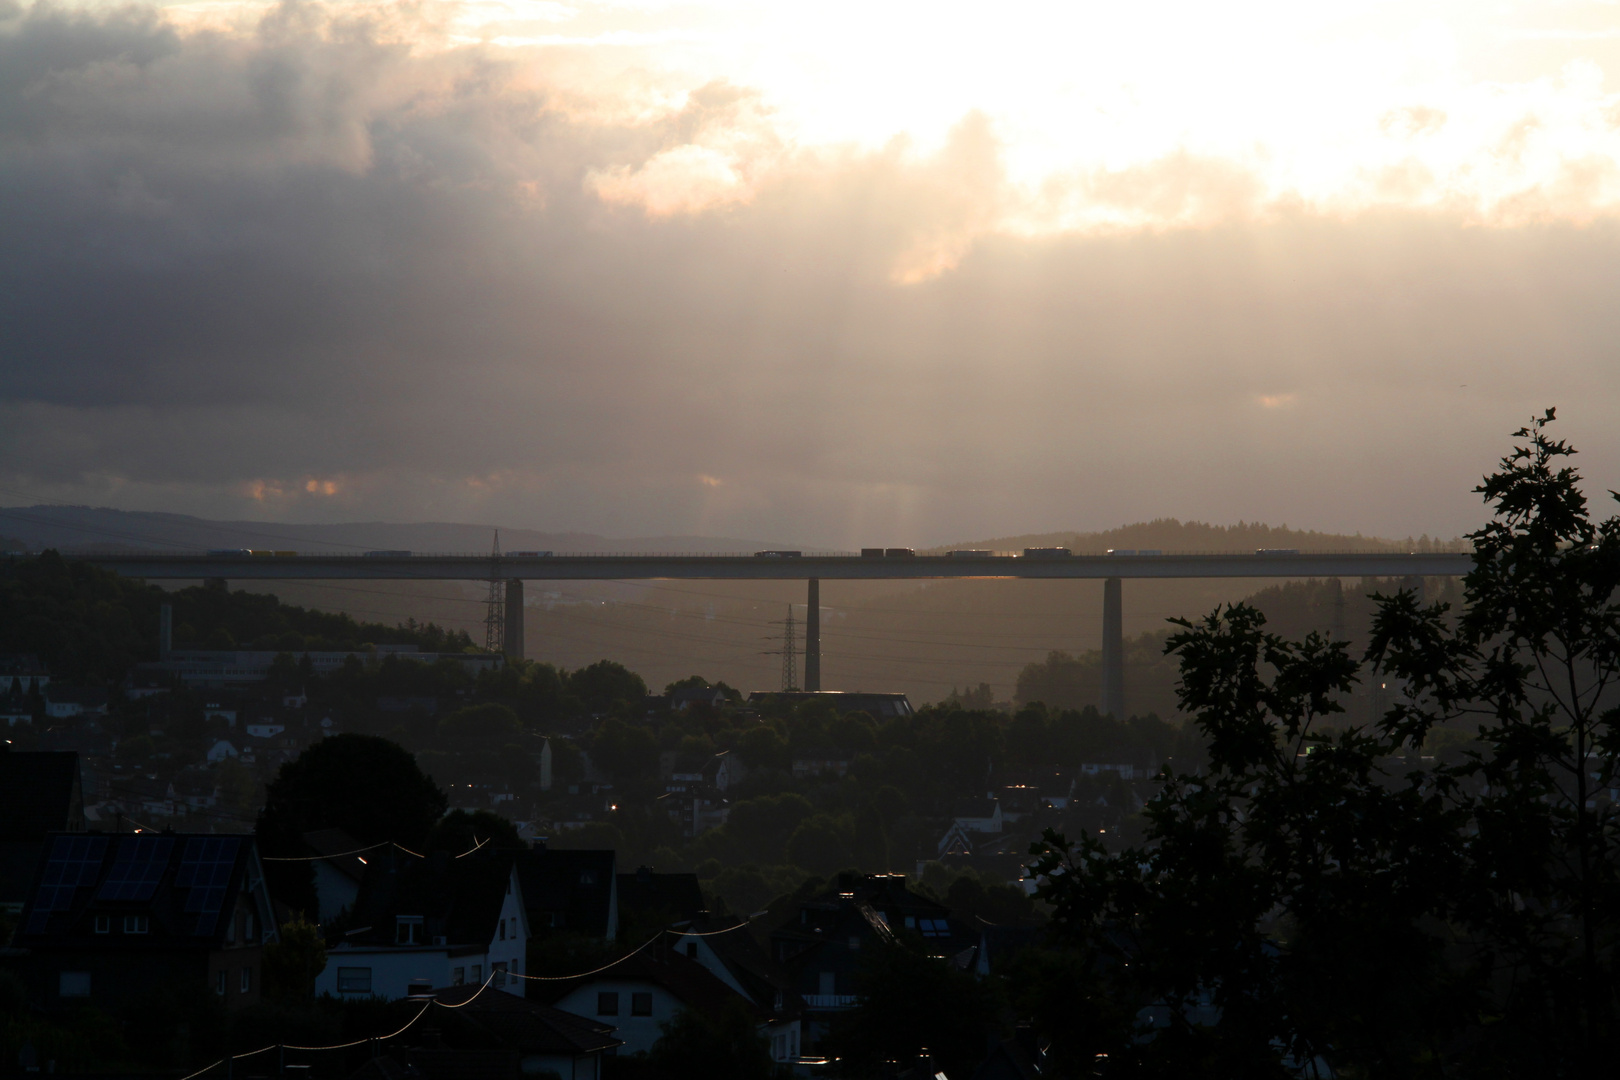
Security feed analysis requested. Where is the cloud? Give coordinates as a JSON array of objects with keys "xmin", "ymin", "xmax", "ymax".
[{"xmin": 3, "ymin": 1, "xmax": 1620, "ymax": 547}]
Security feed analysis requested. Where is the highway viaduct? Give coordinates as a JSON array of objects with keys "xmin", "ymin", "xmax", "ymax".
[{"xmin": 78, "ymin": 550, "xmax": 1474, "ymax": 719}]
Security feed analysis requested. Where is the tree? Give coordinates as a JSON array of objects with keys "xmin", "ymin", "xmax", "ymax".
[
  {"xmin": 257, "ymin": 734, "xmax": 446, "ymax": 909},
  {"xmin": 426, "ymin": 808, "xmax": 525, "ymax": 853},
  {"xmin": 651, "ymin": 1000, "xmax": 775, "ymax": 1080},
  {"xmin": 568, "ymin": 660, "xmax": 647, "ymax": 712},
  {"xmin": 261, "ymin": 915, "xmax": 327, "ymax": 1002},
  {"xmin": 1028, "ymin": 412, "xmax": 1620, "ymax": 1077}
]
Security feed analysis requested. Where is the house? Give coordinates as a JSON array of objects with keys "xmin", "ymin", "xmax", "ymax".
[
  {"xmin": 168, "ymin": 774, "xmax": 220, "ymax": 810},
  {"xmin": 244, "ymin": 721, "xmax": 285, "ymax": 740},
  {"xmin": 315, "ymin": 849, "xmax": 529, "ymax": 1001},
  {"xmin": 303, "ymin": 827, "xmax": 370, "ymax": 924},
  {"xmin": 791, "ymin": 754, "xmax": 855, "ymax": 780},
  {"xmin": 545, "ymin": 946, "xmax": 798, "ymax": 1062},
  {"xmin": 748, "ymin": 691, "xmax": 915, "ymax": 718},
  {"xmin": 1, "ymin": 703, "xmax": 30, "ymax": 726},
  {"xmin": 14, "ymin": 832, "xmax": 278, "ymax": 1011},
  {"xmin": 0, "ymin": 751, "xmax": 84, "ymax": 915},
  {"xmin": 951, "ymin": 797, "xmax": 1003, "ymax": 834},
  {"xmin": 207, "ymin": 739, "xmax": 240, "ymax": 764},
  {"xmin": 770, "ymin": 873, "xmax": 973, "ymax": 1052},
  {"xmin": 1078, "ymin": 747, "xmax": 1159, "ymax": 781},
  {"xmin": 354, "ymin": 985, "xmax": 622, "ymax": 1080},
  {"xmin": 616, "ymin": 866, "xmax": 706, "ymax": 931},
  {"xmin": 516, "ymin": 846, "xmax": 618, "ymax": 940},
  {"xmin": 43, "ymin": 686, "xmax": 109, "ymax": 719},
  {"xmin": 670, "ymin": 685, "xmax": 730, "ymax": 712},
  {"xmin": 0, "ymin": 653, "xmax": 50, "ymax": 695},
  {"xmin": 671, "ymin": 917, "xmax": 805, "ymax": 1061}
]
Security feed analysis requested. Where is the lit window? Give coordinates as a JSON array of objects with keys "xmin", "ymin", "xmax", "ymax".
[
  {"xmin": 59, "ymin": 972, "xmax": 91, "ymax": 998},
  {"xmin": 123, "ymin": 915, "xmax": 149, "ymax": 934},
  {"xmin": 337, "ymin": 967, "xmax": 373, "ymax": 994},
  {"xmin": 598, "ymin": 991, "xmax": 619, "ymax": 1016},
  {"xmin": 240, "ymin": 967, "xmax": 252, "ymax": 994},
  {"xmin": 631, "ymin": 992, "xmax": 653, "ymax": 1017},
  {"xmin": 93, "ymin": 915, "xmax": 110, "ymax": 934}
]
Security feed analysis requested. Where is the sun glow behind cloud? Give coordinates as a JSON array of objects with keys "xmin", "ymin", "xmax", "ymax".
[{"xmin": 123, "ymin": 0, "xmax": 1620, "ymax": 255}]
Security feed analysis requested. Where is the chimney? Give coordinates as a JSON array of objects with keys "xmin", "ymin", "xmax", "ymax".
[{"xmin": 159, "ymin": 604, "xmax": 173, "ymax": 662}]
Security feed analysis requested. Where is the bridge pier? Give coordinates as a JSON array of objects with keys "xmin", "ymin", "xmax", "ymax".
[
  {"xmin": 504, "ymin": 579, "xmax": 524, "ymax": 661},
  {"xmin": 1101, "ymin": 577, "xmax": 1124, "ymax": 719},
  {"xmin": 805, "ymin": 578, "xmax": 821, "ymax": 691}
]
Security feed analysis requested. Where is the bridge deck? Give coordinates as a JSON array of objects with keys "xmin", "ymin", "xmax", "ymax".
[{"xmin": 64, "ymin": 552, "xmax": 1474, "ymax": 581}]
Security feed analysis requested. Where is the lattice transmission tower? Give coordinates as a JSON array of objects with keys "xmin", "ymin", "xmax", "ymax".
[
  {"xmin": 483, "ymin": 529, "xmax": 505, "ymax": 654},
  {"xmin": 762, "ymin": 604, "xmax": 799, "ymax": 691}
]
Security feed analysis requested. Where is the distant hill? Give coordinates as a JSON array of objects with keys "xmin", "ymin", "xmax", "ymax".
[
  {"xmin": 0, "ymin": 505, "xmax": 773, "ymax": 555},
  {"xmin": 935, "ymin": 518, "xmax": 1468, "ymax": 555}
]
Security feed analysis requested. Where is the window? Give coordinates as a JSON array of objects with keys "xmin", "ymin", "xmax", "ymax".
[
  {"xmin": 631, "ymin": 992, "xmax": 653, "ymax": 1017},
  {"xmin": 123, "ymin": 914, "xmax": 149, "ymax": 934},
  {"xmin": 597, "ymin": 991, "xmax": 619, "ymax": 1016},
  {"xmin": 493, "ymin": 962, "xmax": 507, "ymax": 987},
  {"xmin": 580, "ymin": 870, "xmax": 597, "ymax": 886},
  {"xmin": 917, "ymin": 918, "xmax": 951, "ymax": 938},
  {"xmin": 452, "ymin": 967, "xmax": 465, "ymax": 987},
  {"xmin": 498, "ymin": 921, "xmax": 506, "ymax": 942},
  {"xmin": 396, "ymin": 916, "xmax": 423, "ymax": 945},
  {"xmin": 245, "ymin": 912, "xmax": 256, "ymax": 941},
  {"xmin": 511, "ymin": 916, "xmax": 518, "ymax": 938},
  {"xmin": 337, "ymin": 967, "xmax": 373, "ymax": 994},
  {"xmin": 240, "ymin": 966, "xmax": 252, "ymax": 994},
  {"xmin": 226, "ymin": 914, "xmax": 236, "ymax": 943},
  {"xmin": 685, "ymin": 942, "xmax": 698, "ymax": 959},
  {"xmin": 93, "ymin": 915, "xmax": 110, "ymax": 934},
  {"xmin": 471, "ymin": 965, "xmax": 482, "ymax": 984},
  {"xmin": 59, "ymin": 971, "xmax": 91, "ymax": 998},
  {"xmin": 847, "ymin": 936, "xmax": 860, "ymax": 951},
  {"xmin": 216, "ymin": 970, "xmax": 227, "ymax": 995},
  {"xmin": 818, "ymin": 971, "xmax": 835, "ymax": 996}
]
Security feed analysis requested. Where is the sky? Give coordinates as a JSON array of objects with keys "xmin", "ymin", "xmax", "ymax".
[{"xmin": 3, "ymin": 0, "xmax": 1620, "ymax": 547}]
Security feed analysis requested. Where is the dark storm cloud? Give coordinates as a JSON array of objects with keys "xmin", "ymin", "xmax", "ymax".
[{"xmin": 3, "ymin": 1, "xmax": 1619, "ymax": 545}]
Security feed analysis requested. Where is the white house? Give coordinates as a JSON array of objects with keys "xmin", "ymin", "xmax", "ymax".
[
  {"xmin": 314, "ymin": 860, "xmax": 529, "ymax": 1001},
  {"xmin": 206, "ymin": 740, "xmax": 240, "ymax": 764},
  {"xmin": 245, "ymin": 722, "xmax": 285, "ymax": 740}
]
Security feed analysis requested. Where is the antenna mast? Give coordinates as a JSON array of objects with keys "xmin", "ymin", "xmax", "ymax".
[{"xmin": 484, "ymin": 529, "xmax": 505, "ymax": 654}]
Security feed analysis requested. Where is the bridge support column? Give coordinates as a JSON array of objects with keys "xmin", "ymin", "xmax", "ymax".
[
  {"xmin": 504, "ymin": 579, "xmax": 524, "ymax": 661},
  {"xmin": 805, "ymin": 578, "xmax": 821, "ymax": 692},
  {"xmin": 1101, "ymin": 577, "xmax": 1124, "ymax": 719}
]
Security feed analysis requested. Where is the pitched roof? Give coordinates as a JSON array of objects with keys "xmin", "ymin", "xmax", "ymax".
[
  {"xmin": 616, "ymin": 868, "xmax": 705, "ymax": 924},
  {"xmin": 303, "ymin": 827, "xmax": 371, "ymax": 884},
  {"xmin": 515, "ymin": 847, "xmax": 615, "ymax": 938},
  {"xmin": 0, "ymin": 752, "xmax": 82, "ymax": 841},
  {"xmin": 430, "ymin": 985, "xmax": 622, "ymax": 1055},
  {"xmin": 543, "ymin": 947, "xmax": 763, "ymax": 1022},
  {"xmin": 347, "ymin": 850, "xmax": 514, "ymax": 947},
  {"xmin": 16, "ymin": 832, "xmax": 263, "ymax": 948}
]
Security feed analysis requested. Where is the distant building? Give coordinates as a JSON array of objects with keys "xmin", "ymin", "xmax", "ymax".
[
  {"xmin": 133, "ymin": 646, "xmax": 502, "ymax": 688},
  {"xmin": 14, "ymin": 833, "xmax": 277, "ymax": 1012},
  {"xmin": 0, "ymin": 654, "xmax": 50, "ymax": 695},
  {"xmin": 749, "ymin": 691, "xmax": 914, "ymax": 719},
  {"xmin": 950, "ymin": 798, "xmax": 1003, "ymax": 835},
  {"xmin": 791, "ymin": 754, "xmax": 855, "ymax": 780},
  {"xmin": 1078, "ymin": 747, "xmax": 1159, "ymax": 781},
  {"xmin": 43, "ymin": 686, "xmax": 109, "ymax": 719}
]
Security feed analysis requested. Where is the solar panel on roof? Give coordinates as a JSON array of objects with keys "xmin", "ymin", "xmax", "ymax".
[
  {"xmin": 176, "ymin": 837, "xmax": 240, "ymax": 936},
  {"xmin": 96, "ymin": 836, "xmax": 175, "ymax": 901},
  {"xmin": 26, "ymin": 835, "xmax": 108, "ymax": 933}
]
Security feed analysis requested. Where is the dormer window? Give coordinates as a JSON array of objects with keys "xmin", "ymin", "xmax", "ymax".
[
  {"xmin": 94, "ymin": 915, "xmax": 110, "ymax": 934},
  {"xmin": 123, "ymin": 915, "xmax": 149, "ymax": 934},
  {"xmin": 396, "ymin": 916, "xmax": 424, "ymax": 945}
]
